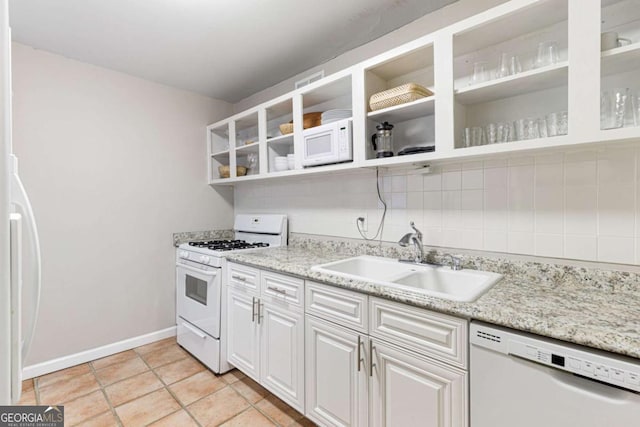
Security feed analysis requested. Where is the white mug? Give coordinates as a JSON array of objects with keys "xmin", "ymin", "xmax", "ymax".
[{"xmin": 601, "ymin": 32, "xmax": 632, "ymax": 51}]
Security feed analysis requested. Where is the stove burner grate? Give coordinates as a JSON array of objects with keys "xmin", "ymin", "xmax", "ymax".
[{"xmin": 188, "ymin": 239, "xmax": 270, "ymax": 251}]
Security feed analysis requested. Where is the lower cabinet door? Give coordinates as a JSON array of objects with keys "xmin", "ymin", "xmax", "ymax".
[
  {"xmin": 305, "ymin": 315, "xmax": 368, "ymax": 427},
  {"xmin": 370, "ymin": 339, "xmax": 468, "ymax": 427},
  {"xmin": 227, "ymin": 289, "xmax": 260, "ymax": 381},
  {"xmin": 260, "ymin": 303, "xmax": 305, "ymax": 412}
]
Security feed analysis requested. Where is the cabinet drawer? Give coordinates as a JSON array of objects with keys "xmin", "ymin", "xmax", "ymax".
[
  {"xmin": 261, "ymin": 271, "xmax": 304, "ymax": 311},
  {"xmin": 227, "ymin": 262, "xmax": 260, "ymax": 295},
  {"xmin": 305, "ymin": 281, "xmax": 368, "ymax": 333},
  {"xmin": 369, "ymin": 297, "xmax": 468, "ymax": 368}
]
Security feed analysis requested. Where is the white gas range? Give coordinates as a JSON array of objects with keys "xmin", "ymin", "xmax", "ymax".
[{"xmin": 175, "ymin": 214, "xmax": 287, "ymax": 373}]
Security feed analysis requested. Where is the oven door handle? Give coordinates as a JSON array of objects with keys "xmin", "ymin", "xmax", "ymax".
[
  {"xmin": 177, "ymin": 263, "xmax": 220, "ymax": 277},
  {"xmin": 182, "ymin": 322, "xmax": 207, "ymax": 339}
]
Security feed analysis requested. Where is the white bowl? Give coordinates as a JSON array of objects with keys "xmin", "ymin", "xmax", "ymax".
[
  {"xmin": 273, "ymin": 163, "xmax": 289, "ymax": 172},
  {"xmin": 288, "ymin": 159, "xmax": 295, "ymax": 169}
]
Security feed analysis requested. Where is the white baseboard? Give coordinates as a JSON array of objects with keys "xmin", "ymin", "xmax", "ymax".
[{"xmin": 22, "ymin": 326, "xmax": 176, "ymax": 380}]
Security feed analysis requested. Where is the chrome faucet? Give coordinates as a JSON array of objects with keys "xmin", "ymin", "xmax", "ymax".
[
  {"xmin": 398, "ymin": 221, "xmax": 424, "ymax": 263},
  {"xmin": 442, "ymin": 254, "xmax": 462, "ymax": 271}
]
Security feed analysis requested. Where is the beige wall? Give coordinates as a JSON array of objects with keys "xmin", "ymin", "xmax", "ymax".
[
  {"xmin": 12, "ymin": 43, "xmax": 234, "ymax": 365},
  {"xmin": 234, "ymin": 0, "xmax": 507, "ymax": 112}
]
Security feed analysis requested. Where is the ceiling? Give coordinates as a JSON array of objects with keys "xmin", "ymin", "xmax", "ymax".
[{"xmin": 9, "ymin": 0, "xmax": 457, "ymax": 103}]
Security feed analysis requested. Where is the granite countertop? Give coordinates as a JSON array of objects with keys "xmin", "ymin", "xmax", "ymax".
[{"xmin": 225, "ymin": 246, "xmax": 640, "ymax": 360}]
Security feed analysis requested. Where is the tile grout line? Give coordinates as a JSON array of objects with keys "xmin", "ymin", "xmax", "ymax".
[
  {"xmin": 87, "ymin": 358, "xmax": 125, "ymax": 427},
  {"xmin": 135, "ymin": 346, "xmax": 204, "ymax": 427}
]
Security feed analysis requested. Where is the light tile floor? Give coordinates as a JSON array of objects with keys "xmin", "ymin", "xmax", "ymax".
[{"xmin": 18, "ymin": 337, "xmax": 315, "ymax": 427}]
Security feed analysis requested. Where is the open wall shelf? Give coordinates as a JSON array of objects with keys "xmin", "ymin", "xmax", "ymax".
[{"xmin": 207, "ymin": 0, "xmax": 640, "ymax": 184}]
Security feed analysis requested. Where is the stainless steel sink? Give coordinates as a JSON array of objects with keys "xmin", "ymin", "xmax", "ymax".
[{"xmin": 311, "ymin": 255, "xmax": 502, "ymax": 302}]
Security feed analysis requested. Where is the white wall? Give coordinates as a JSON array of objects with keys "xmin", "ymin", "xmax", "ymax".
[
  {"xmin": 236, "ymin": 144, "xmax": 640, "ymax": 265},
  {"xmin": 234, "ymin": 0, "xmax": 508, "ymax": 112},
  {"xmin": 11, "ymin": 43, "xmax": 234, "ymax": 365}
]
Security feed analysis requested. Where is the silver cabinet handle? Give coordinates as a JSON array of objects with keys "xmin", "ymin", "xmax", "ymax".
[
  {"xmin": 369, "ymin": 340, "xmax": 375, "ymax": 377},
  {"xmin": 357, "ymin": 335, "xmax": 362, "ymax": 372},
  {"xmin": 251, "ymin": 297, "xmax": 257, "ymax": 322},
  {"xmin": 268, "ymin": 286, "xmax": 287, "ymax": 296},
  {"xmin": 232, "ymin": 274, "xmax": 247, "ymax": 281},
  {"xmin": 258, "ymin": 301, "xmax": 263, "ymax": 324}
]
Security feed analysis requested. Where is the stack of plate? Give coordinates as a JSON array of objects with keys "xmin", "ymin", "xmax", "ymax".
[{"xmin": 321, "ymin": 109, "xmax": 352, "ymax": 125}]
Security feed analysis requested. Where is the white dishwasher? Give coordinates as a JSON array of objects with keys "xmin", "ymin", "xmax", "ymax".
[{"xmin": 470, "ymin": 321, "xmax": 640, "ymax": 427}]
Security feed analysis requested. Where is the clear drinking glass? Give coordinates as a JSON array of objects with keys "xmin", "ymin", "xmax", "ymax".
[
  {"xmin": 534, "ymin": 41, "xmax": 559, "ymax": 68},
  {"xmin": 537, "ymin": 118, "xmax": 548, "ymax": 138},
  {"xmin": 485, "ymin": 123, "xmax": 498, "ymax": 144},
  {"xmin": 496, "ymin": 122, "xmax": 511, "ymax": 143},
  {"xmin": 601, "ymin": 90, "xmax": 627, "ymax": 129},
  {"xmin": 632, "ymin": 90, "xmax": 640, "ymax": 128},
  {"xmin": 514, "ymin": 119, "xmax": 526, "ymax": 141},
  {"xmin": 510, "ymin": 55, "xmax": 522, "ymax": 75},
  {"xmin": 496, "ymin": 53, "xmax": 511, "ymax": 79},
  {"xmin": 470, "ymin": 61, "xmax": 489, "ymax": 85},
  {"xmin": 557, "ymin": 111, "xmax": 568, "ymax": 135},
  {"xmin": 525, "ymin": 118, "xmax": 540, "ymax": 139}
]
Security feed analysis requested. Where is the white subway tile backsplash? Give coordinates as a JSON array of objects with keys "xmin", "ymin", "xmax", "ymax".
[
  {"xmin": 564, "ymin": 186, "xmax": 597, "ymax": 235},
  {"xmin": 462, "ymin": 169, "xmax": 483, "ymax": 190},
  {"xmin": 442, "ymin": 170, "xmax": 462, "ymax": 190},
  {"xmin": 535, "ymin": 188, "xmax": 564, "ymax": 234},
  {"xmin": 535, "ymin": 234, "xmax": 564, "ymax": 258},
  {"xmin": 484, "ymin": 231, "xmax": 508, "ymax": 252},
  {"xmin": 484, "ymin": 167, "xmax": 507, "ymax": 188},
  {"xmin": 564, "ymin": 235, "xmax": 597, "ymax": 261},
  {"xmin": 484, "ymin": 186, "xmax": 508, "ymax": 231},
  {"xmin": 508, "ymin": 232, "xmax": 535, "ymax": 255},
  {"xmin": 406, "ymin": 173, "xmax": 424, "ymax": 192},
  {"xmin": 235, "ymin": 146, "xmax": 640, "ymax": 265},
  {"xmin": 391, "ymin": 175, "xmax": 407, "ymax": 192},
  {"xmin": 391, "ymin": 192, "xmax": 407, "ymax": 209},
  {"xmin": 597, "ymin": 236, "xmax": 635, "ymax": 264},
  {"xmin": 423, "ymin": 191, "xmax": 442, "ymax": 210},
  {"xmin": 535, "ymin": 163, "xmax": 563, "ymax": 188},
  {"xmin": 565, "ymin": 160, "xmax": 597, "ymax": 186},
  {"xmin": 459, "ymin": 229, "xmax": 483, "ymax": 250},
  {"xmin": 423, "ymin": 227, "xmax": 443, "ymax": 246},
  {"xmin": 423, "ymin": 173, "xmax": 442, "ymax": 191},
  {"xmin": 598, "ymin": 149, "xmax": 636, "ymax": 186},
  {"xmin": 598, "ymin": 185, "xmax": 635, "ymax": 237},
  {"xmin": 442, "ymin": 229, "xmax": 461, "ymax": 248}
]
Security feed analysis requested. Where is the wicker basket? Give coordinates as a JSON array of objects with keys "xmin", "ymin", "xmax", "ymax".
[
  {"xmin": 279, "ymin": 112, "xmax": 322, "ymax": 135},
  {"xmin": 218, "ymin": 165, "xmax": 247, "ymax": 179},
  {"xmin": 279, "ymin": 123, "xmax": 294, "ymax": 135},
  {"xmin": 303, "ymin": 112, "xmax": 322, "ymax": 129},
  {"xmin": 369, "ymin": 83, "xmax": 433, "ymax": 112}
]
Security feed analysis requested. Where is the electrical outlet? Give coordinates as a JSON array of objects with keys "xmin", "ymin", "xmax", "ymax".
[{"xmin": 357, "ymin": 213, "xmax": 368, "ymax": 232}]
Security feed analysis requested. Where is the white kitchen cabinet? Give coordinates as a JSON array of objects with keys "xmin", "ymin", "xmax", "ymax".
[
  {"xmin": 260, "ymin": 303, "xmax": 305, "ymax": 412},
  {"xmin": 227, "ymin": 288, "xmax": 260, "ymax": 381},
  {"xmin": 208, "ymin": 0, "xmax": 640, "ymax": 185},
  {"xmin": 305, "ymin": 315, "xmax": 369, "ymax": 427},
  {"xmin": 226, "ymin": 263, "xmax": 305, "ymax": 411},
  {"xmin": 370, "ymin": 338, "xmax": 467, "ymax": 427},
  {"xmin": 304, "ymin": 284, "xmax": 469, "ymax": 427}
]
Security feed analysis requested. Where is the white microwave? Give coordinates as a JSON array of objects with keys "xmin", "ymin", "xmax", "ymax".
[{"xmin": 301, "ymin": 119, "xmax": 353, "ymax": 167}]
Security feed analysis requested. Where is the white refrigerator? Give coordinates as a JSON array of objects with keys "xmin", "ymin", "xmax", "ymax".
[{"xmin": 0, "ymin": 0, "xmax": 42, "ymax": 405}]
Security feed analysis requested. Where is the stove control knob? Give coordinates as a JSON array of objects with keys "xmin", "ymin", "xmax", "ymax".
[
  {"xmin": 200, "ymin": 255, "xmax": 211, "ymax": 264},
  {"xmin": 180, "ymin": 251, "xmax": 190, "ymax": 259}
]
